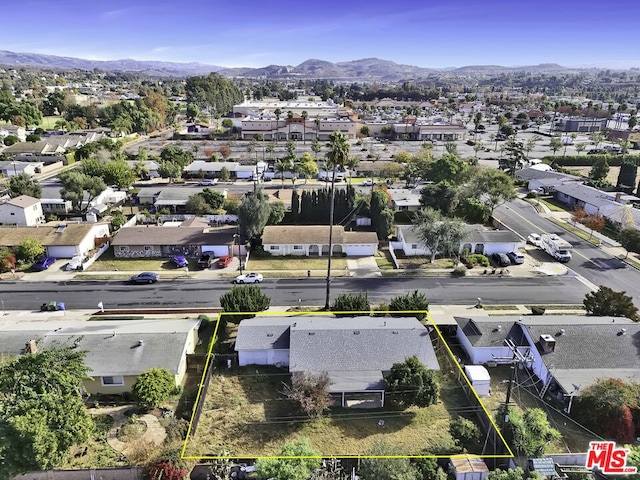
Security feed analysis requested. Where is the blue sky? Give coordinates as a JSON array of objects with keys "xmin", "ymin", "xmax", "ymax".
[{"xmin": 2, "ymin": 0, "xmax": 640, "ymax": 68}]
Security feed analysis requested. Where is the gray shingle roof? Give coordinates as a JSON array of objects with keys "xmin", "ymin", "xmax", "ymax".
[
  {"xmin": 111, "ymin": 225, "xmax": 235, "ymax": 247},
  {"xmin": 0, "ymin": 319, "xmax": 200, "ymax": 377},
  {"xmin": 234, "ymin": 317, "xmax": 294, "ymax": 350},
  {"xmin": 455, "ymin": 317, "xmax": 528, "ymax": 348},
  {"xmin": 288, "ymin": 316, "xmax": 440, "ymax": 373},
  {"xmin": 554, "ymin": 183, "xmax": 620, "ymax": 208},
  {"xmin": 515, "ymin": 167, "xmax": 580, "ymax": 182}
]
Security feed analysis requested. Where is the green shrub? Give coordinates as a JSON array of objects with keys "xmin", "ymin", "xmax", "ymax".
[
  {"xmin": 219, "ymin": 285, "xmax": 271, "ymax": 323},
  {"xmin": 132, "ymin": 368, "xmax": 175, "ymax": 409},
  {"xmin": 530, "ymin": 306, "xmax": 546, "ymax": 315},
  {"xmin": 450, "ymin": 417, "xmax": 481, "ymax": 452},
  {"xmin": 465, "ymin": 254, "xmax": 489, "ymax": 267},
  {"xmin": 331, "ymin": 292, "xmax": 370, "ymax": 317},
  {"xmin": 452, "ymin": 265, "xmax": 467, "ymax": 277},
  {"xmin": 526, "ymin": 191, "xmax": 538, "ymax": 199},
  {"xmin": 388, "ymin": 290, "xmax": 429, "ymax": 320}
]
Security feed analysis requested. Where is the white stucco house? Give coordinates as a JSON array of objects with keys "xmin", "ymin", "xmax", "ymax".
[
  {"xmin": 0, "ymin": 195, "xmax": 45, "ymax": 226},
  {"xmin": 0, "ymin": 160, "xmax": 44, "ymax": 177},
  {"xmin": 261, "ymin": 225, "xmax": 379, "ymax": 256},
  {"xmin": 396, "ymin": 225, "xmax": 524, "ymax": 257}
]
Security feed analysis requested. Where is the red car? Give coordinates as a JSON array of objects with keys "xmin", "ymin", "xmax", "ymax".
[{"xmin": 216, "ymin": 255, "xmax": 232, "ymax": 268}]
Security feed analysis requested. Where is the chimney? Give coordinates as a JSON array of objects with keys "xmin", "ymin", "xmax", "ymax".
[
  {"xmin": 539, "ymin": 334, "xmax": 556, "ymax": 353},
  {"xmin": 25, "ymin": 339, "xmax": 37, "ymax": 354},
  {"xmin": 615, "ymin": 192, "xmax": 622, "ymax": 203}
]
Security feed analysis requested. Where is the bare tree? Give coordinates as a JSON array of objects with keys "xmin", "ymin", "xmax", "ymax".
[{"xmin": 282, "ymin": 371, "xmax": 332, "ymax": 417}]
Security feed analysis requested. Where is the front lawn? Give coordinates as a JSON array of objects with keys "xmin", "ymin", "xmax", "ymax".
[
  {"xmin": 186, "ymin": 365, "xmax": 470, "ymax": 458},
  {"xmin": 247, "ymin": 256, "xmax": 347, "ymax": 271},
  {"xmin": 395, "ymin": 257, "xmax": 454, "ymax": 270}
]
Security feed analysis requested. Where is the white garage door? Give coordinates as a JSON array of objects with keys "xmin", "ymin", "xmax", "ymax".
[
  {"xmin": 345, "ymin": 244, "xmax": 376, "ymax": 256},
  {"xmin": 46, "ymin": 246, "xmax": 78, "ymax": 259},
  {"xmin": 201, "ymin": 245, "xmax": 230, "ymax": 257}
]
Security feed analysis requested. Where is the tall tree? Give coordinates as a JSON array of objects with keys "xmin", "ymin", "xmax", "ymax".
[
  {"xmin": 184, "ymin": 73, "xmax": 243, "ymax": 122},
  {"xmin": 413, "ymin": 208, "xmax": 467, "ymax": 263},
  {"xmin": 9, "ymin": 173, "xmax": 42, "ymax": 198},
  {"xmin": 301, "ymin": 110, "xmax": 308, "ymax": 143},
  {"xmin": 274, "ymin": 108, "xmax": 282, "ymax": 143},
  {"xmin": 589, "ymin": 157, "xmax": 610, "ymax": 186},
  {"xmin": 237, "ymin": 190, "xmax": 271, "ymax": 240},
  {"xmin": 58, "ymin": 170, "xmax": 107, "ymax": 214},
  {"xmin": 324, "ymin": 131, "xmax": 350, "ymax": 309},
  {"xmin": 0, "ymin": 348, "xmax": 94, "ymax": 477},
  {"xmin": 617, "ymin": 159, "xmax": 637, "ymax": 193},
  {"xmin": 467, "ymin": 167, "xmax": 517, "ymax": 215},
  {"xmin": 583, "ymin": 286, "xmax": 639, "ymax": 321}
]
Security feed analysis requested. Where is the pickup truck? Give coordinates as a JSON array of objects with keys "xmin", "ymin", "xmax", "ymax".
[{"xmin": 197, "ymin": 252, "xmax": 213, "ymax": 269}]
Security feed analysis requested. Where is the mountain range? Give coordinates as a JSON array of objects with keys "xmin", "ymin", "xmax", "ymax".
[{"xmin": 0, "ymin": 49, "xmax": 572, "ymax": 79}]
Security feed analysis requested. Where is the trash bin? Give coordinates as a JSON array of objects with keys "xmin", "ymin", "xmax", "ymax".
[
  {"xmin": 307, "ymin": 270, "xmax": 311, "ymax": 277},
  {"xmin": 56, "ymin": 302, "xmax": 65, "ymax": 311}
]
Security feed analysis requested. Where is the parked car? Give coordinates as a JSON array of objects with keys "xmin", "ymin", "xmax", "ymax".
[
  {"xmin": 198, "ymin": 253, "xmax": 214, "ymax": 269},
  {"xmin": 492, "ymin": 253, "xmax": 511, "ymax": 267},
  {"xmin": 129, "ymin": 272, "xmax": 159, "ymax": 284},
  {"xmin": 507, "ymin": 251, "xmax": 525, "ymax": 264},
  {"xmin": 65, "ymin": 255, "xmax": 84, "ymax": 271},
  {"xmin": 233, "ymin": 272, "xmax": 263, "ymax": 284},
  {"xmin": 527, "ymin": 233, "xmax": 542, "ymax": 247},
  {"xmin": 33, "ymin": 257, "xmax": 56, "ymax": 271},
  {"xmin": 169, "ymin": 255, "xmax": 189, "ymax": 268},
  {"xmin": 198, "ymin": 179, "xmax": 218, "ymax": 186},
  {"xmin": 361, "ymin": 179, "xmax": 375, "ymax": 186},
  {"xmin": 216, "ymin": 255, "xmax": 233, "ymax": 268}
]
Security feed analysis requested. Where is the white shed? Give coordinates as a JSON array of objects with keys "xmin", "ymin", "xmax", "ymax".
[
  {"xmin": 451, "ymin": 457, "xmax": 489, "ymax": 480},
  {"xmin": 464, "ymin": 365, "xmax": 491, "ymax": 398}
]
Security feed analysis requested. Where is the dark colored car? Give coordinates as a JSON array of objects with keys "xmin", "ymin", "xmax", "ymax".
[
  {"xmin": 492, "ymin": 253, "xmax": 511, "ymax": 267},
  {"xmin": 129, "ymin": 272, "xmax": 159, "ymax": 284},
  {"xmin": 198, "ymin": 253, "xmax": 213, "ymax": 269},
  {"xmin": 169, "ymin": 255, "xmax": 189, "ymax": 268},
  {"xmin": 33, "ymin": 257, "xmax": 56, "ymax": 271},
  {"xmin": 216, "ymin": 255, "xmax": 232, "ymax": 268}
]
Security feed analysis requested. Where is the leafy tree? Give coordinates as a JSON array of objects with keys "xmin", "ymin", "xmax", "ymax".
[
  {"xmin": 617, "ymin": 158, "xmax": 638, "ymax": 193},
  {"xmin": 549, "ymin": 137, "xmax": 563, "ymax": 156},
  {"xmin": 582, "ymin": 213, "xmax": 605, "ymax": 239},
  {"xmin": 487, "ymin": 467, "xmax": 540, "ymax": 480},
  {"xmin": 158, "ymin": 160, "xmax": 183, "ymax": 183},
  {"xmin": 299, "ymin": 152, "xmax": 318, "ymax": 184},
  {"xmin": 268, "ymin": 201, "xmax": 286, "ymax": 225},
  {"xmin": 428, "ymin": 153, "xmax": 466, "ymax": 183},
  {"xmin": 255, "ymin": 438, "xmax": 321, "ymax": 480},
  {"xmin": 572, "ymin": 378, "xmax": 638, "ymax": 443},
  {"xmin": 384, "ymin": 355, "xmax": 439, "ymax": 407},
  {"xmin": 59, "ymin": 170, "xmax": 107, "ymax": 214},
  {"xmin": 160, "ymin": 145, "xmax": 194, "ymax": 168},
  {"xmin": 25, "ymin": 133, "xmax": 40, "ymax": 142},
  {"xmin": 281, "ymin": 371, "xmax": 332, "ymax": 418},
  {"xmin": 360, "ymin": 125, "xmax": 370, "ymax": 137},
  {"xmin": 379, "ymin": 162, "xmax": 404, "ymax": 181},
  {"xmin": 583, "ymin": 285, "xmax": 639, "ymax": 321},
  {"xmin": 500, "ymin": 138, "xmax": 526, "ymax": 175},
  {"xmin": 467, "ymin": 167, "xmax": 516, "ymax": 215},
  {"xmin": 413, "ymin": 208, "xmax": 467, "ymax": 263},
  {"xmin": 15, "ymin": 237, "xmax": 45, "ymax": 263},
  {"xmin": 185, "ymin": 73, "xmax": 243, "ymax": 119},
  {"xmin": 0, "ymin": 348, "xmax": 94, "ymax": 477},
  {"xmin": 370, "ymin": 190, "xmax": 393, "ymax": 240},
  {"xmin": 450, "ymin": 417, "xmax": 481, "ymax": 452},
  {"xmin": 589, "ymin": 157, "xmax": 610, "ymax": 185},
  {"xmin": 2, "ymin": 135, "xmax": 19, "ymax": 146},
  {"xmin": 147, "ymin": 460, "xmax": 188, "ymax": 480},
  {"xmin": 413, "ymin": 457, "xmax": 447, "ymax": 480},
  {"xmin": 619, "ymin": 228, "xmax": 640, "ymax": 258},
  {"xmin": 498, "ymin": 406, "xmax": 560, "ymax": 457},
  {"xmin": 420, "ymin": 181, "xmax": 459, "ymax": 215},
  {"xmin": 101, "ymin": 161, "xmax": 136, "ymax": 190},
  {"xmin": 394, "ymin": 150, "xmax": 412, "ymax": 164},
  {"xmin": 238, "ymin": 190, "xmax": 271, "ymax": 240},
  {"xmin": 219, "ymin": 285, "xmax": 270, "ymax": 323},
  {"xmin": 223, "ymin": 197, "xmax": 239, "ymax": 214},
  {"xmin": 388, "ymin": 290, "xmax": 429, "ymax": 320},
  {"xmin": 200, "ymin": 188, "xmax": 225, "ymax": 210},
  {"xmin": 0, "ymin": 248, "xmax": 16, "ymax": 273},
  {"xmin": 186, "ymin": 103, "xmax": 199, "ymax": 121},
  {"xmin": 331, "ymin": 292, "xmax": 370, "ymax": 316},
  {"xmin": 358, "ymin": 440, "xmax": 419, "ymax": 480},
  {"xmin": 132, "ymin": 368, "xmax": 176, "ymax": 409},
  {"xmin": 219, "ymin": 165, "xmax": 230, "ymax": 181},
  {"xmin": 310, "ymin": 138, "xmax": 322, "ymax": 160},
  {"xmin": 186, "ymin": 194, "xmax": 216, "ymax": 215},
  {"xmin": 110, "ymin": 210, "xmax": 126, "ymax": 230},
  {"xmin": 9, "ymin": 173, "xmax": 41, "ymax": 198}
]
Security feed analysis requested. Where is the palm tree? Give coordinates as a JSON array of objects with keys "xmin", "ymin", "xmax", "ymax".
[
  {"xmin": 274, "ymin": 108, "xmax": 282, "ymax": 143},
  {"xmin": 314, "ymin": 115, "xmax": 321, "ymax": 139},
  {"xmin": 301, "ymin": 110, "xmax": 308, "ymax": 144},
  {"xmin": 275, "ymin": 158, "xmax": 290, "ymax": 189},
  {"xmin": 324, "ymin": 131, "xmax": 350, "ymax": 310},
  {"xmin": 287, "ymin": 111, "xmax": 294, "ymax": 140}
]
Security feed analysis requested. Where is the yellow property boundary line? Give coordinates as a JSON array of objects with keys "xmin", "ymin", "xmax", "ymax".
[{"xmin": 180, "ymin": 310, "xmax": 514, "ymax": 460}]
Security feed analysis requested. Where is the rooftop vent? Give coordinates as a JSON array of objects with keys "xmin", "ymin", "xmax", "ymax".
[
  {"xmin": 392, "ymin": 330, "xmax": 399, "ymax": 334},
  {"xmin": 137, "ymin": 339, "xmax": 144, "ymax": 346},
  {"xmin": 496, "ymin": 325, "xmax": 502, "ymax": 332},
  {"xmin": 353, "ymin": 330, "xmax": 360, "ymax": 335},
  {"xmin": 539, "ymin": 334, "xmax": 556, "ymax": 353},
  {"xmin": 308, "ymin": 332, "xmax": 315, "ymax": 336},
  {"xmin": 559, "ymin": 329, "xmax": 566, "ymax": 336},
  {"xmin": 55, "ymin": 224, "xmax": 67, "ymax": 233},
  {"xmin": 266, "ymin": 333, "xmax": 274, "ymax": 337},
  {"xmin": 619, "ymin": 328, "xmax": 627, "ymax": 336}
]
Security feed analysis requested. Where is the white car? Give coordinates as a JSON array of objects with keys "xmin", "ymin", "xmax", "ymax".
[
  {"xmin": 361, "ymin": 180, "xmax": 375, "ymax": 186},
  {"xmin": 65, "ymin": 255, "xmax": 84, "ymax": 271},
  {"xmin": 198, "ymin": 179, "xmax": 218, "ymax": 186},
  {"xmin": 233, "ymin": 273, "xmax": 263, "ymax": 284},
  {"xmin": 527, "ymin": 233, "xmax": 542, "ymax": 247}
]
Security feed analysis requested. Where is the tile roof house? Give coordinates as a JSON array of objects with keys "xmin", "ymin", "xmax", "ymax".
[
  {"xmin": 455, "ymin": 315, "xmax": 640, "ymax": 405},
  {"xmin": 111, "ymin": 222, "xmax": 236, "ymax": 258},
  {"xmin": 0, "ymin": 195, "xmax": 44, "ymax": 226},
  {"xmin": 0, "ymin": 318, "xmax": 201, "ymax": 394},
  {"xmin": 0, "ymin": 222, "xmax": 110, "ymax": 258},
  {"xmin": 396, "ymin": 225, "xmax": 524, "ymax": 257},
  {"xmin": 261, "ymin": 225, "xmax": 379, "ymax": 256},
  {"xmin": 235, "ymin": 315, "xmax": 440, "ymax": 408},
  {"xmin": 1, "ymin": 141, "xmax": 65, "ymax": 156}
]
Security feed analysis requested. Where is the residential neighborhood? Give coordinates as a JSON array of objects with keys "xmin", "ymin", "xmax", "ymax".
[{"xmin": 2, "ymin": 6, "xmax": 640, "ymax": 480}]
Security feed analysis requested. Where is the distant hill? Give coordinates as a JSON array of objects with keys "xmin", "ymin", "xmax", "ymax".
[
  {"xmin": 0, "ymin": 50, "xmax": 575, "ymax": 79},
  {"xmin": 0, "ymin": 50, "xmax": 223, "ymax": 77}
]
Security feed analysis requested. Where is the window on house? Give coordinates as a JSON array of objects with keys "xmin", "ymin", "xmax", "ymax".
[
  {"xmin": 119, "ymin": 246, "xmax": 129, "ymax": 252},
  {"xmin": 101, "ymin": 376, "xmax": 124, "ymax": 386},
  {"xmin": 269, "ymin": 245, "xmax": 279, "ymax": 250},
  {"xmin": 144, "ymin": 246, "xmax": 152, "ymax": 251},
  {"xmin": 293, "ymin": 246, "xmax": 303, "ymax": 250},
  {"xmin": 411, "ymin": 244, "xmax": 418, "ymax": 249}
]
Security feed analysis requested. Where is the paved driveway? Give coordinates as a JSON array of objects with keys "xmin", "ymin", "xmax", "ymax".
[{"xmin": 346, "ymin": 256, "xmax": 380, "ymax": 277}]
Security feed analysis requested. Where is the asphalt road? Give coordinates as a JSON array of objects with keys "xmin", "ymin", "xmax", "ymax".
[
  {"xmin": 0, "ymin": 276, "xmax": 592, "ymax": 311},
  {"xmin": 494, "ymin": 199, "xmax": 640, "ymax": 301}
]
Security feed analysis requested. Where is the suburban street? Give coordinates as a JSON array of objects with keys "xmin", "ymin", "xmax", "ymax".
[
  {"xmin": 494, "ymin": 199, "xmax": 640, "ymax": 302},
  {"xmin": 0, "ymin": 276, "xmax": 592, "ymax": 311}
]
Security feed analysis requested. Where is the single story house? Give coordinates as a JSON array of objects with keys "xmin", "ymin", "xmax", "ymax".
[
  {"xmin": 39, "ymin": 186, "xmax": 126, "ymax": 216},
  {"xmin": 0, "ymin": 125, "xmax": 27, "ymax": 141},
  {"xmin": 554, "ymin": 183, "xmax": 637, "ymax": 215},
  {"xmin": 455, "ymin": 315, "xmax": 640, "ymax": 405},
  {"xmin": 0, "ymin": 195, "xmax": 44, "ymax": 226},
  {"xmin": 261, "ymin": 225, "xmax": 379, "ymax": 256},
  {"xmin": 388, "ymin": 188, "xmax": 422, "ymax": 211},
  {"xmin": 0, "ymin": 318, "xmax": 200, "ymax": 395},
  {"xmin": 514, "ymin": 167, "xmax": 581, "ymax": 193},
  {"xmin": 396, "ymin": 225, "xmax": 524, "ymax": 257},
  {"xmin": 235, "ymin": 316, "xmax": 440, "ymax": 408},
  {"xmin": 0, "ymin": 222, "xmax": 110, "ymax": 258},
  {"xmin": 0, "ymin": 160, "xmax": 44, "ymax": 177},
  {"xmin": 183, "ymin": 161, "xmax": 242, "ymax": 179},
  {"xmin": 111, "ymin": 221, "xmax": 236, "ymax": 258},
  {"xmin": 1, "ymin": 141, "xmax": 66, "ymax": 157}
]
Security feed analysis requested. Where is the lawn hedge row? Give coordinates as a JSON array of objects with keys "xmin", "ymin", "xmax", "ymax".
[{"xmin": 542, "ymin": 154, "xmax": 640, "ymax": 167}]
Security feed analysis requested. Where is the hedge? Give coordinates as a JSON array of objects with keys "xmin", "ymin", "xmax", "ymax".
[{"xmin": 543, "ymin": 154, "xmax": 640, "ymax": 167}]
